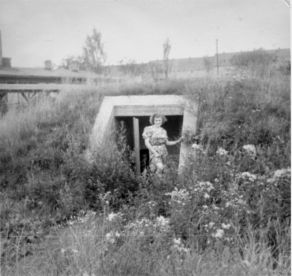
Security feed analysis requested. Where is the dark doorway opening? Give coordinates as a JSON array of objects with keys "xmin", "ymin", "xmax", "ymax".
[{"xmin": 115, "ymin": 115, "xmax": 183, "ymax": 174}]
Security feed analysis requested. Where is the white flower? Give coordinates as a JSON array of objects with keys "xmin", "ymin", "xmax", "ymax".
[
  {"xmin": 172, "ymin": 238, "xmax": 189, "ymax": 253},
  {"xmin": 212, "ymin": 229, "xmax": 224, "ymax": 239},
  {"xmin": 155, "ymin": 216, "xmax": 170, "ymax": 231},
  {"xmin": 216, "ymin": 147, "xmax": 228, "ymax": 156},
  {"xmin": 125, "ymin": 218, "xmax": 153, "ymax": 235},
  {"xmin": 240, "ymin": 172, "xmax": 257, "ymax": 182},
  {"xmin": 146, "ymin": 201, "xmax": 157, "ymax": 208},
  {"xmin": 243, "ymin": 144, "xmax": 256, "ymax": 157},
  {"xmin": 273, "ymin": 168, "xmax": 290, "ymax": 178},
  {"xmin": 221, "ymin": 223, "xmax": 231, "ymax": 230},
  {"xmin": 267, "ymin": 168, "xmax": 291, "ymax": 184},
  {"xmin": 105, "ymin": 231, "xmax": 120, "ymax": 244},
  {"xmin": 192, "ymin": 143, "xmax": 204, "ymax": 151},
  {"xmin": 212, "ymin": 204, "xmax": 220, "ymax": 210},
  {"xmin": 107, "ymin": 212, "xmax": 122, "ymax": 222},
  {"xmin": 173, "ymin": 238, "xmax": 182, "ymax": 245},
  {"xmin": 204, "ymin": 193, "xmax": 210, "ymax": 199},
  {"xmin": 166, "ymin": 187, "xmax": 190, "ymax": 205},
  {"xmin": 208, "ymin": 222, "xmax": 215, "ymax": 228},
  {"xmin": 197, "ymin": 181, "xmax": 214, "ymax": 192},
  {"xmin": 105, "ymin": 232, "xmax": 115, "ymax": 243}
]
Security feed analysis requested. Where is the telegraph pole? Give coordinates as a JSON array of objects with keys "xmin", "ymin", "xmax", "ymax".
[{"xmin": 216, "ymin": 39, "xmax": 219, "ymax": 75}]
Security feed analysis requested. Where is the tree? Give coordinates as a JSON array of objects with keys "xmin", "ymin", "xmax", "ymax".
[
  {"xmin": 163, "ymin": 38, "xmax": 171, "ymax": 79},
  {"xmin": 230, "ymin": 49, "xmax": 277, "ymax": 76},
  {"xmin": 60, "ymin": 56, "xmax": 85, "ymax": 71},
  {"xmin": 203, "ymin": 56, "xmax": 213, "ymax": 73},
  {"xmin": 83, "ymin": 28, "xmax": 106, "ymax": 73},
  {"xmin": 119, "ymin": 59, "xmax": 144, "ymax": 76}
]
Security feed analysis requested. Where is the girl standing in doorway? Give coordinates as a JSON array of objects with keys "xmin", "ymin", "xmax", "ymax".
[{"xmin": 142, "ymin": 113, "xmax": 183, "ymax": 175}]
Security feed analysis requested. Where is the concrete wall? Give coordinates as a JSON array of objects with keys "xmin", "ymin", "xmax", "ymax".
[{"xmin": 89, "ymin": 95, "xmax": 198, "ymax": 172}]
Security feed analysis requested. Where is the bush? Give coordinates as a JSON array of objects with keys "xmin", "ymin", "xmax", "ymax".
[{"xmin": 229, "ymin": 49, "xmax": 283, "ymax": 78}]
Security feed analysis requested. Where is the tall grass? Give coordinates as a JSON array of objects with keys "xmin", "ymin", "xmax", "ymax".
[
  {"xmin": 0, "ymin": 70, "xmax": 290, "ymax": 274},
  {"xmin": 4, "ymin": 212, "xmax": 290, "ymax": 276}
]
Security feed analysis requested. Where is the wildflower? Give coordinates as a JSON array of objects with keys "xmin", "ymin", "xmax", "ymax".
[
  {"xmin": 198, "ymin": 181, "xmax": 214, "ymax": 192},
  {"xmin": 146, "ymin": 201, "xmax": 157, "ymax": 208},
  {"xmin": 192, "ymin": 143, "xmax": 204, "ymax": 151},
  {"xmin": 155, "ymin": 216, "xmax": 170, "ymax": 231},
  {"xmin": 208, "ymin": 222, "xmax": 215, "ymax": 228},
  {"xmin": 273, "ymin": 168, "xmax": 290, "ymax": 178},
  {"xmin": 212, "ymin": 204, "xmax": 220, "ymax": 210},
  {"xmin": 267, "ymin": 168, "xmax": 291, "ymax": 184},
  {"xmin": 125, "ymin": 218, "xmax": 152, "ymax": 234},
  {"xmin": 172, "ymin": 237, "xmax": 189, "ymax": 253},
  {"xmin": 100, "ymin": 191, "xmax": 111, "ymax": 203},
  {"xmin": 77, "ymin": 211, "xmax": 96, "ymax": 223},
  {"xmin": 239, "ymin": 172, "xmax": 257, "ymax": 182},
  {"xmin": 216, "ymin": 147, "xmax": 228, "ymax": 156},
  {"xmin": 221, "ymin": 223, "xmax": 231, "ymax": 230},
  {"xmin": 107, "ymin": 212, "xmax": 122, "ymax": 222},
  {"xmin": 212, "ymin": 228, "xmax": 224, "ymax": 239},
  {"xmin": 204, "ymin": 193, "xmax": 210, "ymax": 199},
  {"xmin": 243, "ymin": 144, "xmax": 256, "ymax": 158},
  {"xmin": 173, "ymin": 237, "xmax": 182, "ymax": 246},
  {"xmin": 107, "ymin": 212, "xmax": 117, "ymax": 221},
  {"xmin": 166, "ymin": 187, "xmax": 190, "ymax": 205},
  {"xmin": 105, "ymin": 231, "xmax": 120, "ymax": 244}
]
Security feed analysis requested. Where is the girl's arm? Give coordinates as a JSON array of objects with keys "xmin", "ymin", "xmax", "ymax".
[
  {"xmin": 166, "ymin": 137, "xmax": 183, "ymax": 146},
  {"xmin": 145, "ymin": 138, "xmax": 160, "ymax": 156}
]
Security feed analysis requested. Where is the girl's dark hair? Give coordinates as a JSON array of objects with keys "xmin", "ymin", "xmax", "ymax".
[{"xmin": 149, "ymin": 113, "xmax": 167, "ymax": 125}]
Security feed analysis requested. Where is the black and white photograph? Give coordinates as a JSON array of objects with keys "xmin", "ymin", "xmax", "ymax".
[{"xmin": 0, "ymin": 0, "xmax": 290, "ymax": 275}]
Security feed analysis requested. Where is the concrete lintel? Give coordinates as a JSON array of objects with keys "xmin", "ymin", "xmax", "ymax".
[{"xmin": 114, "ymin": 105, "xmax": 184, "ymax": 116}]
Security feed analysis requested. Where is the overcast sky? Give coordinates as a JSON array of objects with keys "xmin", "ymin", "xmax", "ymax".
[{"xmin": 0, "ymin": 0, "xmax": 290, "ymax": 67}]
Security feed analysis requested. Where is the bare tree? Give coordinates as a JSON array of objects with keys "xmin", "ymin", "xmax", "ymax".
[
  {"xmin": 83, "ymin": 28, "xmax": 106, "ymax": 73},
  {"xmin": 163, "ymin": 38, "xmax": 171, "ymax": 79}
]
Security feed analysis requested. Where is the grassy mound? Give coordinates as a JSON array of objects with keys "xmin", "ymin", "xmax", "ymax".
[{"xmin": 0, "ymin": 71, "xmax": 290, "ymax": 274}]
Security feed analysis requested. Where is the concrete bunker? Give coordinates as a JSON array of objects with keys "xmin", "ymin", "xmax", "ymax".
[{"xmin": 90, "ymin": 95, "xmax": 198, "ymax": 174}]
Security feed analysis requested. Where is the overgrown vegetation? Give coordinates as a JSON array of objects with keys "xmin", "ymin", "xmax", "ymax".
[{"xmin": 0, "ymin": 58, "xmax": 290, "ymax": 275}]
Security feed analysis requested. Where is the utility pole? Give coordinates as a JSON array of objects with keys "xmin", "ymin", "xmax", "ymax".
[
  {"xmin": 0, "ymin": 30, "xmax": 2, "ymax": 67},
  {"xmin": 216, "ymin": 39, "xmax": 219, "ymax": 75}
]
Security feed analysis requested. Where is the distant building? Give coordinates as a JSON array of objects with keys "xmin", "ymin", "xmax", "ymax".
[{"xmin": 0, "ymin": 30, "xmax": 11, "ymax": 69}]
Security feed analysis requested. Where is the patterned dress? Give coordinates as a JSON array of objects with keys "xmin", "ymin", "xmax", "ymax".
[{"xmin": 142, "ymin": 125, "xmax": 168, "ymax": 171}]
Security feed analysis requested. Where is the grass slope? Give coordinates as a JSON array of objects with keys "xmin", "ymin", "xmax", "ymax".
[{"xmin": 0, "ymin": 70, "xmax": 290, "ymax": 275}]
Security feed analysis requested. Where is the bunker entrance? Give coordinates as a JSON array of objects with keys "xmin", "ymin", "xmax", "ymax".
[{"xmin": 115, "ymin": 115, "xmax": 183, "ymax": 174}]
